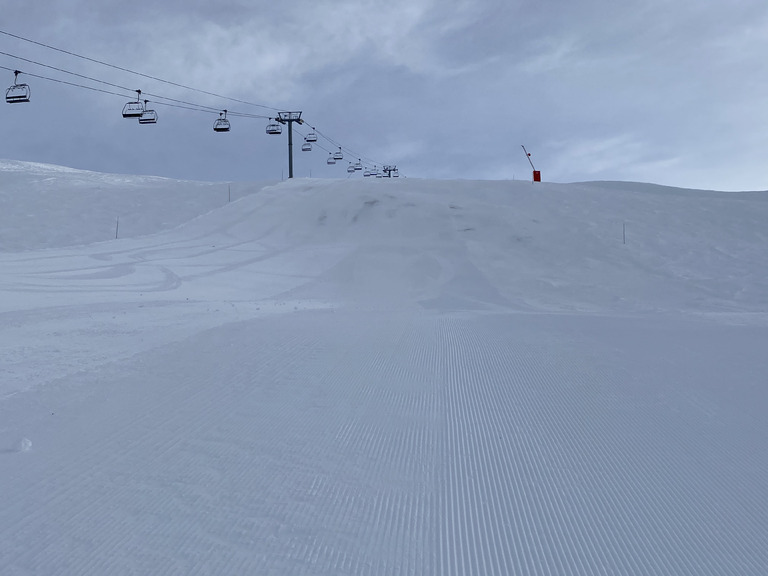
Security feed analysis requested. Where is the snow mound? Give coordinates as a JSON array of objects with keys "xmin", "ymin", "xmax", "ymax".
[
  {"xmin": 1, "ymin": 162, "xmax": 767, "ymax": 575},
  {"xmin": 3, "ymin": 162, "xmax": 768, "ymax": 314},
  {"xmin": 0, "ymin": 159, "xmax": 274, "ymax": 251}
]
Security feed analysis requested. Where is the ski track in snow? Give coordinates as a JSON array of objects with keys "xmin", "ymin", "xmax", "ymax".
[
  {"xmin": 2, "ymin": 311, "xmax": 767, "ymax": 575},
  {"xmin": 1, "ymin": 168, "xmax": 768, "ymax": 574}
]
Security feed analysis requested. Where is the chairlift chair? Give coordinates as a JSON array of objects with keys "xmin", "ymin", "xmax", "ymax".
[
  {"xmin": 266, "ymin": 121, "xmax": 282, "ymax": 135},
  {"xmin": 363, "ymin": 169, "xmax": 371, "ymax": 177},
  {"xmin": 5, "ymin": 71, "xmax": 30, "ymax": 103},
  {"xmin": 138, "ymin": 109, "xmax": 158, "ymax": 124},
  {"xmin": 347, "ymin": 163, "xmax": 355, "ymax": 173},
  {"xmin": 213, "ymin": 110, "xmax": 231, "ymax": 132},
  {"xmin": 122, "ymin": 101, "xmax": 144, "ymax": 118},
  {"xmin": 305, "ymin": 131, "xmax": 318, "ymax": 143},
  {"xmin": 327, "ymin": 154, "xmax": 336, "ymax": 165},
  {"xmin": 354, "ymin": 160, "xmax": 363, "ymax": 171},
  {"xmin": 301, "ymin": 141, "xmax": 312, "ymax": 152},
  {"xmin": 122, "ymin": 90, "xmax": 145, "ymax": 118},
  {"xmin": 138, "ymin": 101, "xmax": 157, "ymax": 124},
  {"xmin": 122, "ymin": 90, "xmax": 144, "ymax": 118},
  {"xmin": 332, "ymin": 147, "xmax": 343, "ymax": 161}
]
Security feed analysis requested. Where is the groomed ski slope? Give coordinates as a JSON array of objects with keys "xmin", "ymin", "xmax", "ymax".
[{"xmin": 1, "ymin": 161, "xmax": 767, "ymax": 575}]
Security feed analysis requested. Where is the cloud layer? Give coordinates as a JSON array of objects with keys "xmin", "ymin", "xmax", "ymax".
[{"xmin": 1, "ymin": 1, "xmax": 766, "ymax": 189}]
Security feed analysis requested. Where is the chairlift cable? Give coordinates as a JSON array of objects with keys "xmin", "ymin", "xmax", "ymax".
[
  {"xmin": 0, "ymin": 54, "xmax": 220, "ymax": 115},
  {"xmin": 0, "ymin": 64, "xmax": 215, "ymax": 114},
  {"xmin": 226, "ymin": 110, "xmax": 271, "ymax": 120},
  {"xmin": 0, "ymin": 60, "xmax": 396, "ymax": 168},
  {"xmin": 142, "ymin": 100, "xmax": 213, "ymax": 114},
  {"xmin": 0, "ymin": 28, "xmax": 282, "ymax": 113},
  {"xmin": 0, "ymin": 63, "xmax": 235, "ymax": 118},
  {"xmin": 1, "ymin": 64, "xmax": 134, "ymax": 99},
  {"xmin": 0, "ymin": 59, "xmax": 262, "ymax": 118},
  {"xmin": 0, "ymin": 49, "xmax": 135, "ymax": 94},
  {"xmin": 310, "ymin": 125, "xmax": 383, "ymax": 167},
  {"xmin": 2, "ymin": 32, "xmax": 395, "ymax": 172},
  {"xmin": 140, "ymin": 91, "xmax": 223, "ymax": 114}
]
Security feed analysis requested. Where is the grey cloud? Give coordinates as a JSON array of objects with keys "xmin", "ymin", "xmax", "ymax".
[{"xmin": 1, "ymin": 0, "xmax": 766, "ymax": 189}]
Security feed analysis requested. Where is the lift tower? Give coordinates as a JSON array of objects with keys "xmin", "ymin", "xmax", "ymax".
[{"xmin": 276, "ymin": 111, "xmax": 304, "ymax": 179}]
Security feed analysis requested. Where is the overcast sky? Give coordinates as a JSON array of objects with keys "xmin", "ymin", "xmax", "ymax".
[{"xmin": 1, "ymin": 0, "xmax": 766, "ymax": 190}]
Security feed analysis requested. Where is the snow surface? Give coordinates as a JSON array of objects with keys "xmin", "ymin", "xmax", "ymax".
[{"xmin": 1, "ymin": 160, "xmax": 767, "ymax": 575}]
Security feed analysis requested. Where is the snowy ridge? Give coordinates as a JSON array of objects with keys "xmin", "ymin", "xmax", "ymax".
[
  {"xmin": 0, "ymin": 159, "xmax": 277, "ymax": 251},
  {"xmin": 1, "ymin": 161, "xmax": 767, "ymax": 575}
]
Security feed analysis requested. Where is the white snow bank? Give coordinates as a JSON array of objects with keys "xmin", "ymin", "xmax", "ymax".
[{"xmin": 1, "ymin": 161, "xmax": 767, "ymax": 575}]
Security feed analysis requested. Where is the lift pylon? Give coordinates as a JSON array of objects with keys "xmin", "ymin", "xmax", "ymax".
[{"xmin": 276, "ymin": 111, "xmax": 303, "ymax": 178}]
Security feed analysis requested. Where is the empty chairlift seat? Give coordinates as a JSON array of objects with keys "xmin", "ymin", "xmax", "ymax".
[
  {"xmin": 5, "ymin": 84, "xmax": 30, "ymax": 103},
  {"xmin": 6, "ymin": 71, "xmax": 30, "ymax": 103},
  {"xmin": 266, "ymin": 121, "xmax": 282, "ymax": 135},
  {"xmin": 327, "ymin": 154, "xmax": 336, "ymax": 165},
  {"xmin": 301, "ymin": 141, "xmax": 312, "ymax": 152},
  {"xmin": 305, "ymin": 131, "xmax": 318, "ymax": 143},
  {"xmin": 122, "ymin": 90, "xmax": 144, "ymax": 118},
  {"xmin": 122, "ymin": 101, "xmax": 144, "ymax": 117},
  {"xmin": 213, "ymin": 111, "xmax": 231, "ymax": 132},
  {"xmin": 332, "ymin": 147, "xmax": 343, "ymax": 161},
  {"xmin": 138, "ymin": 109, "xmax": 158, "ymax": 124},
  {"xmin": 136, "ymin": 99, "xmax": 157, "ymax": 124}
]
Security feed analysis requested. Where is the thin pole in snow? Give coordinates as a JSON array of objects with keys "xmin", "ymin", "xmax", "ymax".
[
  {"xmin": 115, "ymin": 217, "xmax": 119, "ymax": 239},
  {"xmin": 623, "ymin": 222, "xmax": 626, "ymax": 245}
]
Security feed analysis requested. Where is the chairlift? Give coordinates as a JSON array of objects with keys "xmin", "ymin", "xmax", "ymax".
[
  {"xmin": 305, "ymin": 130, "xmax": 318, "ymax": 143},
  {"xmin": 332, "ymin": 147, "xmax": 343, "ymax": 161},
  {"xmin": 122, "ymin": 90, "xmax": 144, "ymax": 118},
  {"xmin": 354, "ymin": 160, "xmax": 363, "ymax": 171},
  {"xmin": 5, "ymin": 71, "xmax": 30, "ymax": 103},
  {"xmin": 347, "ymin": 163, "xmax": 355, "ymax": 173},
  {"xmin": 301, "ymin": 141, "xmax": 312, "ymax": 152},
  {"xmin": 138, "ymin": 109, "xmax": 158, "ymax": 124},
  {"xmin": 393, "ymin": 169, "xmax": 400, "ymax": 177},
  {"xmin": 138, "ymin": 101, "xmax": 157, "ymax": 124},
  {"xmin": 327, "ymin": 154, "xmax": 336, "ymax": 165},
  {"xmin": 213, "ymin": 110, "xmax": 231, "ymax": 132},
  {"xmin": 363, "ymin": 169, "xmax": 371, "ymax": 177},
  {"xmin": 266, "ymin": 120, "xmax": 282, "ymax": 135}
]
